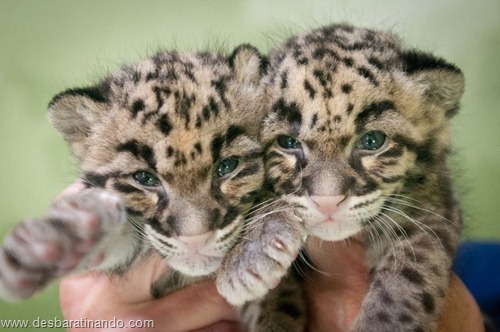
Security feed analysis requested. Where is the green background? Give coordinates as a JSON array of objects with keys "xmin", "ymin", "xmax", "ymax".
[{"xmin": 1, "ymin": 0, "xmax": 499, "ymax": 329}]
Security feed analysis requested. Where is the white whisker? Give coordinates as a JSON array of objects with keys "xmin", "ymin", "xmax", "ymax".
[{"xmin": 380, "ymin": 205, "xmax": 444, "ymax": 252}]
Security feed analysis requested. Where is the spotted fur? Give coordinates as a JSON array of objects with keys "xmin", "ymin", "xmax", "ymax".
[
  {"xmin": 218, "ymin": 24, "xmax": 465, "ymax": 332},
  {"xmin": 0, "ymin": 45, "xmax": 268, "ymax": 302}
]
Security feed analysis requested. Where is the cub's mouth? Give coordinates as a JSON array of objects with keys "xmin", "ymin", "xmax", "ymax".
[
  {"xmin": 145, "ymin": 215, "xmax": 243, "ymax": 276},
  {"xmin": 301, "ymin": 191, "xmax": 384, "ymax": 241}
]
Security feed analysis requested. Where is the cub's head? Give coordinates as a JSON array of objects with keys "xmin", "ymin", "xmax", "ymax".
[
  {"xmin": 49, "ymin": 46, "xmax": 267, "ymax": 276},
  {"xmin": 262, "ymin": 25, "xmax": 464, "ymax": 241}
]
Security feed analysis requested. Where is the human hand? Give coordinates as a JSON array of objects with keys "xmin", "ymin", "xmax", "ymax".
[
  {"xmin": 60, "ymin": 254, "xmax": 241, "ymax": 332},
  {"xmin": 54, "ymin": 181, "xmax": 241, "ymax": 332},
  {"xmin": 302, "ymin": 236, "xmax": 485, "ymax": 332},
  {"xmin": 57, "ymin": 181, "xmax": 483, "ymax": 332}
]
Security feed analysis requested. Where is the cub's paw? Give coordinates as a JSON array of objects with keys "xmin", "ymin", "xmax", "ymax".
[
  {"xmin": 0, "ymin": 188, "xmax": 125, "ymax": 301},
  {"xmin": 216, "ymin": 218, "xmax": 303, "ymax": 305}
]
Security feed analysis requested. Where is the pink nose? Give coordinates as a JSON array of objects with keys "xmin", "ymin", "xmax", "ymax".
[
  {"xmin": 178, "ymin": 231, "xmax": 214, "ymax": 249},
  {"xmin": 310, "ymin": 195, "xmax": 346, "ymax": 215}
]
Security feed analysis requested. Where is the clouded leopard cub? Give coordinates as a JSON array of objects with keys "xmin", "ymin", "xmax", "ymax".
[
  {"xmin": 218, "ymin": 24, "xmax": 465, "ymax": 331},
  {"xmin": 0, "ymin": 46, "xmax": 267, "ymax": 303}
]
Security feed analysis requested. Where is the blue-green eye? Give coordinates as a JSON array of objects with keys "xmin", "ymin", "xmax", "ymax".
[
  {"xmin": 356, "ymin": 131, "xmax": 386, "ymax": 151},
  {"xmin": 133, "ymin": 171, "xmax": 161, "ymax": 187},
  {"xmin": 215, "ymin": 157, "xmax": 239, "ymax": 177},
  {"xmin": 277, "ymin": 135, "xmax": 302, "ymax": 150}
]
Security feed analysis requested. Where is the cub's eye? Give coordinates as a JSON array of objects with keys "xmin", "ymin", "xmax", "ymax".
[
  {"xmin": 277, "ymin": 135, "xmax": 302, "ymax": 150},
  {"xmin": 133, "ymin": 171, "xmax": 161, "ymax": 187},
  {"xmin": 356, "ymin": 131, "xmax": 386, "ymax": 151},
  {"xmin": 215, "ymin": 157, "xmax": 239, "ymax": 178}
]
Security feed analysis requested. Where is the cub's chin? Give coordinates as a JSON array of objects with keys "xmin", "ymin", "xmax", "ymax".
[{"xmin": 168, "ymin": 255, "xmax": 223, "ymax": 277}]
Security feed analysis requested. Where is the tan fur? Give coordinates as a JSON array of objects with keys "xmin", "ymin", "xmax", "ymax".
[
  {"xmin": 1, "ymin": 46, "xmax": 270, "ymax": 309},
  {"xmin": 218, "ymin": 24, "xmax": 465, "ymax": 332}
]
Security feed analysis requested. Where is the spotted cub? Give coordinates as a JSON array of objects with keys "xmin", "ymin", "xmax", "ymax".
[
  {"xmin": 218, "ymin": 24, "xmax": 465, "ymax": 332},
  {"xmin": 0, "ymin": 45, "xmax": 267, "ymax": 303}
]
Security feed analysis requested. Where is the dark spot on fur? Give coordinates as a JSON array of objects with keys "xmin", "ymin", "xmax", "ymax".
[
  {"xmin": 346, "ymin": 103, "xmax": 354, "ymax": 115},
  {"xmin": 272, "ymin": 97, "xmax": 302, "ymax": 127},
  {"xmin": 402, "ymin": 50, "xmax": 461, "ymax": 74},
  {"xmin": 376, "ymin": 311, "xmax": 391, "ymax": 323},
  {"xmin": 126, "ymin": 208, "xmax": 142, "ymax": 217},
  {"xmin": 355, "ymin": 100, "xmax": 395, "ymax": 133},
  {"xmin": 280, "ymin": 179, "xmax": 297, "ymax": 194},
  {"xmin": 341, "ymin": 84, "xmax": 352, "ymax": 94},
  {"xmin": 398, "ymin": 313, "xmax": 413, "ymax": 323},
  {"xmin": 380, "ymin": 290, "xmax": 394, "ymax": 304},
  {"xmin": 211, "ymin": 78, "xmax": 230, "ymax": 108},
  {"xmin": 3, "ymin": 249, "xmax": 24, "ymax": 270},
  {"xmin": 381, "ymin": 175, "xmax": 403, "ymax": 183},
  {"xmin": 431, "ymin": 227, "xmax": 455, "ymax": 256},
  {"xmin": 147, "ymin": 217, "xmax": 163, "ymax": 233},
  {"xmin": 277, "ymin": 302, "xmax": 302, "ymax": 319},
  {"xmin": 202, "ymin": 105, "xmax": 211, "ymax": 121},
  {"xmin": 368, "ymin": 56, "xmax": 384, "ymax": 70},
  {"xmin": 401, "ymin": 267, "xmax": 424, "ymax": 285},
  {"xmin": 209, "ymin": 208, "xmax": 221, "ymax": 227},
  {"xmin": 225, "ymin": 126, "xmax": 246, "ymax": 145},
  {"xmin": 194, "ymin": 142, "xmax": 202, "ymax": 155},
  {"xmin": 392, "ymin": 134, "xmax": 419, "ymax": 152},
  {"xmin": 406, "ymin": 173, "xmax": 427, "ymax": 187},
  {"xmin": 163, "ymin": 172, "xmax": 174, "ymax": 182},
  {"xmin": 323, "ymin": 89, "xmax": 333, "ymax": 98},
  {"xmin": 131, "ymin": 99, "xmax": 145, "ymax": 117},
  {"xmin": 220, "ymin": 207, "xmax": 239, "ymax": 229},
  {"xmin": 312, "ymin": 69, "xmax": 328, "ymax": 87},
  {"xmin": 211, "ymin": 135, "xmax": 224, "ymax": 162},
  {"xmin": 240, "ymin": 190, "xmax": 260, "ymax": 204},
  {"xmin": 380, "ymin": 146, "xmax": 404, "ymax": 158},
  {"xmin": 113, "ymin": 182, "xmax": 141, "ymax": 194},
  {"xmin": 166, "ymin": 146, "xmax": 174, "ymax": 158},
  {"xmin": 157, "ymin": 191, "xmax": 169, "ymax": 211},
  {"xmin": 140, "ymin": 146, "xmax": 156, "ymax": 170},
  {"xmin": 446, "ymin": 106, "xmax": 459, "ymax": 118},
  {"xmin": 280, "ymin": 71, "xmax": 288, "ymax": 89},
  {"xmin": 166, "ymin": 215, "xmax": 177, "ymax": 228},
  {"xmin": 310, "ymin": 113, "xmax": 318, "ymax": 128},
  {"xmin": 297, "ymin": 57, "xmax": 309, "ymax": 65},
  {"xmin": 152, "ymin": 86, "xmax": 169, "ymax": 111},
  {"xmin": 312, "ymin": 47, "xmax": 339, "ymax": 60},
  {"xmin": 208, "ymin": 97, "xmax": 220, "ymax": 117},
  {"xmin": 343, "ymin": 57, "xmax": 354, "ymax": 67},
  {"xmin": 234, "ymin": 162, "xmax": 261, "ymax": 179},
  {"xmin": 173, "ymin": 152, "xmax": 187, "ymax": 167},
  {"xmin": 83, "ymin": 172, "xmax": 110, "ymax": 188},
  {"xmin": 49, "ymin": 85, "xmax": 108, "ymax": 107},
  {"xmin": 117, "ymin": 139, "xmax": 156, "ymax": 170},
  {"xmin": 357, "ymin": 66, "xmax": 378, "ymax": 86},
  {"xmin": 304, "ymin": 80, "xmax": 316, "ymax": 99},
  {"xmin": 415, "ymin": 139, "xmax": 436, "ymax": 164},
  {"xmin": 156, "ymin": 114, "xmax": 172, "ymax": 136},
  {"xmin": 195, "ymin": 115, "xmax": 202, "ymax": 128}
]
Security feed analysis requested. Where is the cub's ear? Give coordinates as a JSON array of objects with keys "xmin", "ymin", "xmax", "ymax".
[
  {"xmin": 48, "ymin": 85, "xmax": 108, "ymax": 159},
  {"xmin": 229, "ymin": 44, "xmax": 268, "ymax": 85},
  {"xmin": 402, "ymin": 50, "xmax": 465, "ymax": 116}
]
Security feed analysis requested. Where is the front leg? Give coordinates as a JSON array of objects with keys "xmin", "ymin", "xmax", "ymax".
[
  {"xmin": 216, "ymin": 210, "xmax": 304, "ymax": 306},
  {"xmin": 0, "ymin": 188, "xmax": 136, "ymax": 301},
  {"xmin": 352, "ymin": 228, "xmax": 457, "ymax": 332}
]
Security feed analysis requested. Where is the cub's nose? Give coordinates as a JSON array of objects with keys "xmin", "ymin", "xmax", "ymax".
[
  {"xmin": 178, "ymin": 231, "xmax": 214, "ymax": 250},
  {"xmin": 310, "ymin": 195, "xmax": 346, "ymax": 215}
]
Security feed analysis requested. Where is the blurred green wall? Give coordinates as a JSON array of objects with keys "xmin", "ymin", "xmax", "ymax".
[{"xmin": 1, "ymin": 0, "xmax": 499, "ymax": 329}]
